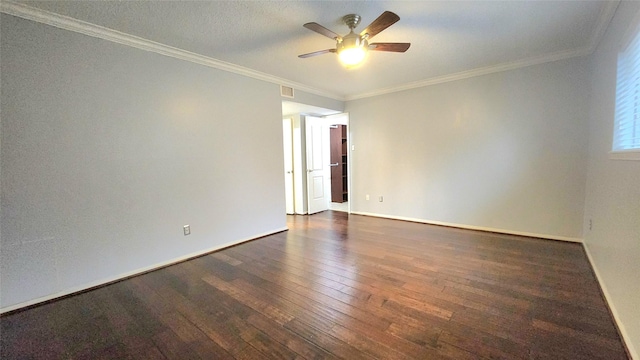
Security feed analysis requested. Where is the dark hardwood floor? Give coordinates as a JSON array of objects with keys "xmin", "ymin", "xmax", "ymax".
[{"xmin": 1, "ymin": 211, "xmax": 629, "ymax": 359}]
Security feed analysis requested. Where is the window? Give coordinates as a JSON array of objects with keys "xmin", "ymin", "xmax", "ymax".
[{"xmin": 613, "ymin": 17, "xmax": 640, "ymax": 160}]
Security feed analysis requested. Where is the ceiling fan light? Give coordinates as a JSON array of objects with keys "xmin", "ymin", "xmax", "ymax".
[
  {"xmin": 299, "ymin": 11, "xmax": 408, "ymax": 66},
  {"xmin": 338, "ymin": 47, "xmax": 367, "ymax": 66}
]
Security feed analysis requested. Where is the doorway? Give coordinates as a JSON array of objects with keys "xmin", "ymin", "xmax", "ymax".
[
  {"xmin": 281, "ymin": 101, "xmax": 350, "ymax": 215},
  {"xmin": 326, "ymin": 114, "xmax": 349, "ymax": 213}
]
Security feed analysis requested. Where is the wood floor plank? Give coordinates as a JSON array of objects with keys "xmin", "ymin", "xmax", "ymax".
[
  {"xmin": 449, "ymin": 306, "xmax": 533, "ymax": 346},
  {"xmin": 0, "ymin": 211, "xmax": 629, "ymax": 359},
  {"xmin": 152, "ymin": 328, "xmax": 201, "ymax": 360},
  {"xmin": 230, "ymin": 269, "xmax": 392, "ymax": 331},
  {"xmin": 282, "ymin": 318, "xmax": 373, "ymax": 360},
  {"xmin": 145, "ymin": 279, "xmax": 254, "ymax": 357},
  {"xmin": 201, "ymin": 274, "xmax": 295, "ymax": 326},
  {"xmin": 245, "ymin": 313, "xmax": 339, "ymax": 360}
]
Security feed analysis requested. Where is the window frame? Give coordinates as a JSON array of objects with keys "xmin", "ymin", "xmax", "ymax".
[{"xmin": 611, "ymin": 10, "xmax": 640, "ymax": 161}]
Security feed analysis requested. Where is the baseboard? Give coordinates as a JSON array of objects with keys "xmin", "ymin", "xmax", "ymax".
[
  {"xmin": 350, "ymin": 211, "xmax": 583, "ymax": 243},
  {"xmin": 0, "ymin": 227, "xmax": 288, "ymax": 315},
  {"xmin": 583, "ymin": 242, "xmax": 638, "ymax": 360}
]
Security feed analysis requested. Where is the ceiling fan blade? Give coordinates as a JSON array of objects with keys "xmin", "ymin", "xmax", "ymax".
[
  {"xmin": 303, "ymin": 22, "xmax": 342, "ymax": 40},
  {"xmin": 369, "ymin": 43, "xmax": 411, "ymax": 52},
  {"xmin": 298, "ymin": 49, "xmax": 337, "ymax": 58},
  {"xmin": 360, "ymin": 11, "xmax": 400, "ymax": 39}
]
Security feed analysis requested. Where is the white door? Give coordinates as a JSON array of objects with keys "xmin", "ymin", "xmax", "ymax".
[
  {"xmin": 282, "ymin": 118, "xmax": 294, "ymax": 214},
  {"xmin": 305, "ymin": 116, "xmax": 330, "ymax": 214}
]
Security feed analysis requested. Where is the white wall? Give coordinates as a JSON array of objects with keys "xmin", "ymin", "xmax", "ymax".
[
  {"xmin": 584, "ymin": 1, "xmax": 640, "ymax": 358},
  {"xmin": 0, "ymin": 14, "xmax": 288, "ymax": 310},
  {"xmin": 346, "ymin": 57, "xmax": 590, "ymax": 241}
]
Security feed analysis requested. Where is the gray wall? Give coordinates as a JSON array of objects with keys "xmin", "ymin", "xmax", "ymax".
[
  {"xmin": 346, "ymin": 57, "xmax": 590, "ymax": 241},
  {"xmin": 0, "ymin": 14, "xmax": 287, "ymax": 310},
  {"xmin": 585, "ymin": 1, "xmax": 640, "ymax": 357},
  {"xmin": 289, "ymin": 90, "xmax": 344, "ymax": 114}
]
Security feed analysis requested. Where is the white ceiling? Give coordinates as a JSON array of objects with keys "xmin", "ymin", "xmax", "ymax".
[{"xmin": 8, "ymin": 1, "xmax": 618, "ymax": 100}]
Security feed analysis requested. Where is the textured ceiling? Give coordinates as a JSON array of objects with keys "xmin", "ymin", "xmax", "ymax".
[{"xmin": 13, "ymin": 1, "xmax": 617, "ymax": 100}]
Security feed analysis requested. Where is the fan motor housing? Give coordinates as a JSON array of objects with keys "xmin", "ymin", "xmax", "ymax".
[{"xmin": 337, "ymin": 32, "xmax": 368, "ymax": 53}]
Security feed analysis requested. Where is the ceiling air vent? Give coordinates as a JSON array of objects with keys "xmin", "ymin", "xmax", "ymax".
[{"xmin": 281, "ymin": 85, "xmax": 294, "ymax": 98}]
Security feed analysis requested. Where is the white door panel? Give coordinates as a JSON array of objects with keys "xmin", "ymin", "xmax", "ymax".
[
  {"xmin": 312, "ymin": 177, "xmax": 324, "ymax": 198},
  {"xmin": 306, "ymin": 116, "xmax": 330, "ymax": 214}
]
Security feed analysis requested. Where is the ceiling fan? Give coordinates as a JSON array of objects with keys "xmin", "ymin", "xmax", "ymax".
[{"xmin": 299, "ymin": 11, "xmax": 411, "ymax": 67}]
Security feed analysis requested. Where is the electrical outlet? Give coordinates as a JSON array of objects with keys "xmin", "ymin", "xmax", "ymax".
[
  {"xmin": 366, "ymin": 194, "xmax": 370, "ymax": 200},
  {"xmin": 183, "ymin": 225, "xmax": 191, "ymax": 236},
  {"xmin": 379, "ymin": 196, "xmax": 383, "ymax": 202},
  {"xmin": 589, "ymin": 219, "xmax": 592, "ymax": 231}
]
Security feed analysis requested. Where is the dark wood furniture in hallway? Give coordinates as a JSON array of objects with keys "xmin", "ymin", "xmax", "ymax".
[
  {"xmin": 0, "ymin": 212, "xmax": 629, "ymax": 359},
  {"xmin": 329, "ymin": 125, "xmax": 348, "ymax": 203}
]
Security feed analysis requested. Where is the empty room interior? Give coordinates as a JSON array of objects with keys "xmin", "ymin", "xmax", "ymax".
[{"xmin": 1, "ymin": 1, "xmax": 639, "ymax": 359}]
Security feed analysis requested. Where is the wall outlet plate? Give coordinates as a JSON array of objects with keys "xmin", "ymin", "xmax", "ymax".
[{"xmin": 183, "ymin": 225, "xmax": 191, "ymax": 236}]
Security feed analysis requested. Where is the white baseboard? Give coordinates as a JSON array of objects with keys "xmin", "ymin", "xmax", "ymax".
[
  {"xmin": 583, "ymin": 243, "xmax": 638, "ymax": 360},
  {"xmin": 0, "ymin": 227, "xmax": 288, "ymax": 314},
  {"xmin": 349, "ymin": 211, "xmax": 583, "ymax": 243}
]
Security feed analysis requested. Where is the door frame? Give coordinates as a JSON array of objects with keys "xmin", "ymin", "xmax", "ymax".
[
  {"xmin": 282, "ymin": 117, "xmax": 295, "ymax": 214},
  {"xmin": 323, "ymin": 113, "xmax": 350, "ymax": 214},
  {"xmin": 281, "ymin": 100, "xmax": 351, "ymax": 215}
]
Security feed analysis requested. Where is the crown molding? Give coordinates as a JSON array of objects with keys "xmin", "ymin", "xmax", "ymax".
[
  {"xmin": 345, "ymin": 46, "xmax": 591, "ymax": 101},
  {"xmin": 587, "ymin": 0, "xmax": 620, "ymax": 53},
  {"xmin": 346, "ymin": 1, "xmax": 620, "ymax": 101},
  {"xmin": 0, "ymin": 1, "xmax": 345, "ymax": 102},
  {"xmin": 1, "ymin": 0, "xmax": 620, "ymax": 103}
]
